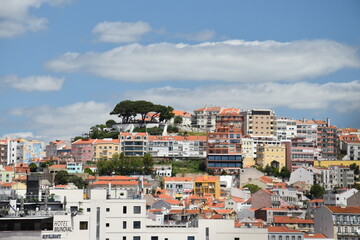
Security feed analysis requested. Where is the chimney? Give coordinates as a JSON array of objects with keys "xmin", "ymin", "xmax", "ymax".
[{"xmin": 326, "ymin": 118, "xmax": 330, "ymax": 127}]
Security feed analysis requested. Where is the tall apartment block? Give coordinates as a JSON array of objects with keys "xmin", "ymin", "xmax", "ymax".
[
  {"xmin": 191, "ymin": 106, "xmax": 222, "ymax": 131},
  {"xmin": 119, "ymin": 132, "xmax": 148, "ymax": 156},
  {"xmin": 276, "ymin": 117, "xmax": 297, "ymax": 141},
  {"xmin": 316, "ymin": 119, "xmax": 338, "ymax": 160},
  {"xmin": 242, "ymin": 109, "xmax": 276, "ymax": 138},
  {"xmin": 206, "ymin": 123, "xmax": 242, "ymax": 171}
]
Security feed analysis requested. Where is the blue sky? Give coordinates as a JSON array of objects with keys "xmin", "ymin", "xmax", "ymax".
[{"xmin": 0, "ymin": 0, "xmax": 359, "ymax": 142}]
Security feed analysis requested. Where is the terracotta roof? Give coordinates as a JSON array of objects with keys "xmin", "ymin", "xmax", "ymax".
[
  {"xmin": 304, "ymin": 233, "xmax": 327, "ymax": 239},
  {"xmin": 49, "ymin": 164, "xmax": 66, "ymax": 169},
  {"xmin": 214, "ymin": 209, "xmax": 233, "ymax": 214},
  {"xmin": 87, "ymin": 176, "xmax": 138, "ymax": 181},
  {"xmin": 164, "ymin": 177, "xmax": 194, "ymax": 182},
  {"xmin": 92, "ymin": 181, "xmax": 139, "ymax": 186},
  {"xmin": 163, "ymin": 199, "xmax": 182, "ymax": 205},
  {"xmin": 327, "ymin": 206, "xmax": 360, "ymax": 214},
  {"xmin": 72, "ymin": 139, "xmax": 97, "ymax": 145},
  {"xmin": 94, "ymin": 139, "xmax": 120, "ymax": 144},
  {"xmin": 1, "ymin": 182, "xmax": 16, "ymax": 187},
  {"xmin": 261, "ymin": 208, "xmax": 288, "ymax": 211},
  {"xmin": 194, "ymin": 107, "xmax": 221, "ymax": 112},
  {"xmin": 231, "ymin": 197, "xmax": 244, "ymax": 203},
  {"xmin": 268, "ymin": 226, "xmax": 302, "ymax": 233},
  {"xmin": 55, "ymin": 185, "xmax": 68, "ymax": 188},
  {"xmin": 308, "ymin": 199, "xmax": 324, "ymax": 203},
  {"xmin": 3, "ymin": 166, "xmax": 13, "ymax": 172},
  {"xmin": 185, "ymin": 209, "xmax": 200, "ymax": 214},
  {"xmin": 148, "ymin": 209, "xmax": 163, "ymax": 213},
  {"xmin": 172, "ymin": 110, "xmax": 191, "ymax": 118},
  {"xmin": 194, "ymin": 176, "xmax": 219, "ymax": 182},
  {"xmin": 259, "ymin": 176, "xmax": 273, "ymax": 183},
  {"xmin": 273, "ymin": 216, "xmax": 313, "ymax": 224},
  {"xmin": 156, "ymin": 194, "xmax": 173, "ymax": 199},
  {"xmin": 168, "ymin": 209, "xmax": 182, "ymax": 214},
  {"xmin": 149, "ymin": 136, "xmax": 207, "ymax": 141}
]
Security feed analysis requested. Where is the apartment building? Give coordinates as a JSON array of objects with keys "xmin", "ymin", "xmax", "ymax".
[
  {"xmin": 194, "ymin": 175, "xmax": 220, "ymax": 199},
  {"xmin": 206, "ymin": 123, "xmax": 242, "ymax": 171},
  {"xmin": 46, "ymin": 140, "xmax": 71, "ymax": 158},
  {"xmin": 316, "ymin": 120, "xmax": 338, "ymax": 160},
  {"xmin": 148, "ymin": 135, "xmax": 207, "ymax": 158},
  {"xmin": 191, "ymin": 106, "xmax": 222, "ymax": 131},
  {"xmin": 291, "ymin": 138, "xmax": 317, "ymax": 168},
  {"xmin": 241, "ymin": 138, "xmax": 256, "ymax": 167},
  {"xmin": 255, "ymin": 143, "xmax": 286, "ymax": 169},
  {"xmin": 119, "ymin": 132, "xmax": 148, "ymax": 156},
  {"xmin": 296, "ymin": 120, "xmax": 318, "ymax": 142},
  {"xmin": 71, "ymin": 138, "xmax": 98, "ymax": 162},
  {"xmin": 329, "ymin": 165, "xmax": 355, "ymax": 188},
  {"xmin": 251, "ymin": 189, "xmax": 281, "ymax": 209},
  {"xmin": 268, "ymin": 226, "xmax": 304, "ymax": 240},
  {"xmin": 323, "ymin": 189, "xmax": 358, "ymax": 207},
  {"xmin": 242, "ymin": 109, "xmax": 277, "ymax": 138},
  {"xmin": 276, "ymin": 117, "xmax": 297, "ymax": 141},
  {"xmin": 0, "ymin": 140, "xmax": 7, "ymax": 165},
  {"xmin": 6, "ymin": 138, "xmax": 45, "ymax": 164},
  {"xmin": 314, "ymin": 206, "xmax": 360, "ymax": 240},
  {"xmin": 215, "ymin": 108, "xmax": 243, "ymax": 128},
  {"xmin": 339, "ymin": 134, "xmax": 360, "ymax": 161},
  {"xmin": 164, "ymin": 177, "xmax": 194, "ymax": 196},
  {"xmin": 93, "ymin": 138, "xmax": 120, "ymax": 160}
]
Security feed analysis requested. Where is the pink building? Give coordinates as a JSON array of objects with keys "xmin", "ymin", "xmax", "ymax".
[{"xmin": 71, "ymin": 139, "xmax": 98, "ymax": 162}]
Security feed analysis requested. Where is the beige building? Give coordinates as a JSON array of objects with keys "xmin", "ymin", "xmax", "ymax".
[
  {"xmin": 242, "ymin": 109, "xmax": 276, "ymax": 137},
  {"xmin": 256, "ymin": 143, "xmax": 286, "ymax": 169},
  {"xmin": 93, "ymin": 138, "xmax": 120, "ymax": 160},
  {"xmin": 241, "ymin": 138, "xmax": 256, "ymax": 167}
]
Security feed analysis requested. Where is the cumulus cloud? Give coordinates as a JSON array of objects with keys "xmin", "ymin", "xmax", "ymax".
[
  {"xmin": 0, "ymin": 132, "xmax": 39, "ymax": 139},
  {"xmin": 176, "ymin": 29, "xmax": 216, "ymax": 41},
  {"xmin": 122, "ymin": 81, "xmax": 360, "ymax": 113},
  {"xmin": 0, "ymin": 75, "xmax": 64, "ymax": 92},
  {"xmin": 8, "ymin": 101, "xmax": 117, "ymax": 141},
  {"xmin": 0, "ymin": 0, "xmax": 72, "ymax": 38},
  {"xmin": 92, "ymin": 21, "xmax": 152, "ymax": 43},
  {"xmin": 46, "ymin": 39, "xmax": 360, "ymax": 82}
]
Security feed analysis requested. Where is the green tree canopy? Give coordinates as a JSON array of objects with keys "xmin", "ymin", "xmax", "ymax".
[
  {"xmin": 243, "ymin": 184, "xmax": 262, "ymax": 193},
  {"xmin": 29, "ymin": 163, "xmax": 38, "ymax": 173},
  {"xmin": 54, "ymin": 170, "xmax": 69, "ymax": 185},
  {"xmin": 309, "ymin": 184, "xmax": 325, "ymax": 199},
  {"xmin": 105, "ymin": 119, "xmax": 117, "ymax": 128},
  {"xmin": 174, "ymin": 115, "xmax": 183, "ymax": 124}
]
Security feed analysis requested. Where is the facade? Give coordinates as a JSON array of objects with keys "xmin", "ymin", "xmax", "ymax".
[
  {"xmin": 153, "ymin": 165, "xmax": 172, "ymax": 177},
  {"xmin": 242, "ymin": 109, "xmax": 277, "ymax": 137},
  {"xmin": 6, "ymin": 138, "xmax": 45, "ymax": 165},
  {"xmin": 120, "ymin": 132, "xmax": 148, "ymax": 156},
  {"xmin": 251, "ymin": 189, "xmax": 281, "ymax": 209},
  {"xmin": 276, "ymin": 117, "xmax": 297, "ymax": 141},
  {"xmin": 296, "ymin": 120, "xmax": 318, "ymax": 142},
  {"xmin": 239, "ymin": 167, "xmax": 264, "ymax": 187},
  {"xmin": 289, "ymin": 167, "xmax": 314, "ymax": 185},
  {"xmin": 191, "ymin": 106, "xmax": 222, "ymax": 131},
  {"xmin": 255, "ymin": 143, "xmax": 286, "ymax": 169},
  {"xmin": 339, "ymin": 135, "xmax": 360, "ymax": 161},
  {"xmin": 148, "ymin": 136, "xmax": 207, "ymax": 158},
  {"xmin": 314, "ymin": 206, "xmax": 360, "ymax": 240},
  {"xmin": 215, "ymin": 108, "xmax": 243, "ymax": 128},
  {"xmin": 46, "ymin": 140, "xmax": 71, "ymax": 158},
  {"xmin": 0, "ymin": 165, "xmax": 14, "ymax": 183},
  {"xmin": 194, "ymin": 176, "xmax": 220, "ymax": 199},
  {"xmin": 291, "ymin": 138, "xmax": 317, "ymax": 168},
  {"xmin": 164, "ymin": 177, "xmax": 194, "ymax": 196},
  {"xmin": 169, "ymin": 110, "xmax": 192, "ymax": 126},
  {"xmin": 66, "ymin": 162, "xmax": 83, "ymax": 174},
  {"xmin": 206, "ymin": 123, "xmax": 242, "ymax": 171},
  {"xmin": 71, "ymin": 139, "xmax": 98, "ymax": 162},
  {"xmin": 268, "ymin": 226, "xmax": 304, "ymax": 240},
  {"xmin": 323, "ymin": 189, "xmax": 358, "ymax": 207},
  {"xmin": 0, "ymin": 140, "xmax": 7, "ymax": 165},
  {"xmin": 241, "ymin": 138, "xmax": 256, "ymax": 167},
  {"xmin": 315, "ymin": 120, "xmax": 337, "ymax": 160},
  {"xmin": 93, "ymin": 138, "xmax": 120, "ymax": 160}
]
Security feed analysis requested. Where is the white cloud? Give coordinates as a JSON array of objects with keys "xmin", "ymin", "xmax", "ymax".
[
  {"xmin": 92, "ymin": 21, "xmax": 152, "ymax": 43},
  {"xmin": 0, "ymin": 132, "xmax": 38, "ymax": 139},
  {"xmin": 8, "ymin": 101, "xmax": 117, "ymax": 141},
  {"xmin": 1, "ymin": 75, "xmax": 64, "ymax": 92},
  {"xmin": 122, "ymin": 81, "xmax": 360, "ymax": 113},
  {"xmin": 0, "ymin": 0, "xmax": 72, "ymax": 38},
  {"xmin": 176, "ymin": 29, "xmax": 216, "ymax": 41},
  {"xmin": 46, "ymin": 39, "xmax": 360, "ymax": 82}
]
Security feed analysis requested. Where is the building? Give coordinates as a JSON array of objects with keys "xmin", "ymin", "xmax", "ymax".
[
  {"xmin": 153, "ymin": 165, "xmax": 172, "ymax": 177},
  {"xmin": 93, "ymin": 138, "xmax": 120, "ymax": 160},
  {"xmin": 289, "ymin": 167, "xmax": 314, "ymax": 185},
  {"xmin": 242, "ymin": 109, "xmax": 277, "ymax": 138},
  {"xmin": 291, "ymin": 138, "xmax": 317, "ymax": 168},
  {"xmin": 296, "ymin": 120, "xmax": 318, "ymax": 142},
  {"xmin": 329, "ymin": 165, "xmax": 355, "ymax": 189},
  {"xmin": 276, "ymin": 117, "xmax": 297, "ymax": 141},
  {"xmin": 241, "ymin": 137, "xmax": 256, "ymax": 167},
  {"xmin": 251, "ymin": 189, "xmax": 281, "ymax": 209},
  {"xmin": 169, "ymin": 110, "xmax": 192, "ymax": 126},
  {"xmin": 255, "ymin": 143, "xmax": 286, "ymax": 169},
  {"xmin": 194, "ymin": 175, "xmax": 220, "ymax": 199},
  {"xmin": 206, "ymin": 123, "xmax": 242, "ymax": 171},
  {"xmin": 323, "ymin": 188, "xmax": 358, "ymax": 207},
  {"xmin": 314, "ymin": 206, "xmax": 360, "ymax": 240},
  {"xmin": 119, "ymin": 132, "xmax": 148, "ymax": 156},
  {"xmin": 6, "ymin": 138, "xmax": 45, "ymax": 165},
  {"xmin": 164, "ymin": 177, "xmax": 194, "ymax": 197},
  {"xmin": 215, "ymin": 108, "xmax": 243, "ymax": 128},
  {"xmin": 315, "ymin": 119, "xmax": 337, "ymax": 160},
  {"xmin": 191, "ymin": 106, "xmax": 222, "ymax": 131},
  {"xmin": 71, "ymin": 138, "xmax": 98, "ymax": 162},
  {"xmin": 339, "ymin": 134, "xmax": 360, "ymax": 161},
  {"xmin": 148, "ymin": 135, "xmax": 207, "ymax": 158},
  {"xmin": 239, "ymin": 167, "xmax": 264, "ymax": 187},
  {"xmin": 268, "ymin": 226, "xmax": 304, "ymax": 240},
  {"xmin": 46, "ymin": 140, "xmax": 71, "ymax": 158},
  {"xmin": 0, "ymin": 165, "xmax": 14, "ymax": 183},
  {"xmin": 66, "ymin": 162, "xmax": 83, "ymax": 174},
  {"xmin": 273, "ymin": 215, "xmax": 314, "ymax": 233},
  {"xmin": 0, "ymin": 140, "xmax": 7, "ymax": 165}
]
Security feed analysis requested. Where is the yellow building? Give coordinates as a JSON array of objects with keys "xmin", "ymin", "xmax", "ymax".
[
  {"xmin": 194, "ymin": 175, "xmax": 220, "ymax": 199},
  {"xmin": 256, "ymin": 143, "xmax": 286, "ymax": 169},
  {"xmin": 93, "ymin": 139, "xmax": 120, "ymax": 160},
  {"xmin": 315, "ymin": 160, "xmax": 360, "ymax": 168}
]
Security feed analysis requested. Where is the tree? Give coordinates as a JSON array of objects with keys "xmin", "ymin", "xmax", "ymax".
[
  {"xmin": 243, "ymin": 184, "xmax": 262, "ymax": 193},
  {"xmin": 143, "ymin": 153, "xmax": 154, "ymax": 175},
  {"xmin": 84, "ymin": 167, "xmax": 95, "ymax": 176},
  {"xmin": 159, "ymin": 106, "xmax": 174, "ymax": 122},
  {"xmin": 110, "ymin": 100, "xmax": 137, "ymax": 123},
  {"xmin": 68, "ymin": 175, "xmax": 85, "ymax": 189},
  {"xmin": 54, "ymin": 171, "xmax": 69, "ymax": 185},
  {"xmin": 279, "ymin": 166, "xmax": 291, "ymax": 180},
  {"xmin": 29, "ymin": 163, "xmax": 38, "ymax": 173},
  {"xmin": 174, "ymin": 115, "xmax": 183, "ymax": 125},
  {"xmin": 105, "ymin": 119, "xmax": 117, "ymax": 128},
  {"xmin": 309, "ymin": 184, "xmax": 325, "ymax": 199},
  {"xmin": 349, "ymin": 163, "xmax": 359, "ymax": 175}
]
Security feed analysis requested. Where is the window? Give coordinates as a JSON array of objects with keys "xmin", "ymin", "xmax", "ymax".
[
  {"xmin": 235, "ymin": 238, "xmax": 240, "ymax": 240},
  {"xmin": 123, "ymin": 237, "xmax": 126, "ymax": 240},
  {"xmin": 106, "ymin": 208, "xmax": 110, "ymax": 212},
  {"xmin": 133, "ymin": 237, "xmax": 140, "ymax": 240},
  {"xmin": 151, "ymin": 237, "xmax": 158, "ymax": 240},
  {"xmin": 134, "ymin": 206, "xmax": 141, "ymax": 214},
  {"xmin": 106, "ymin": 223, "xmax": 110, "ymax": 227},
  {"xmin": 79, "ymin": 221, "xmax": 88, "ymax": 230},
  {"xmin": 123, "ymin": 206, "xmax": 127, "ymax": 214},
  {"xmin": 187, "ymin": 237, "xmax": 195, "ymax": 240},
  {"xmin": 123, "ymin": 221, "xmax": 127, "ymax": 229},
  {"xmin": 133, "ymin": 221, "xmax": 141, "ymax": 229}
]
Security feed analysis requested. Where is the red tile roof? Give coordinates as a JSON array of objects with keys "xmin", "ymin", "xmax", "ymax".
[
  {"xmin": 172, "ymin": 110, "xmax": 191, "ymax": 118},
  {"xmin": 163, "ymin": 199, "xmax": 182, "ymax": 205},
  {"xmin": 194, "ymin": 176, "xmax": 219, "ymax": 182},
  {"xmin": 259, "ymin": 176, "xmax": 273, "ymax": 184},
  {"xmin": 92, "ymin": 181, "xmax": 139, "ymax": 186},
  {"xmin": 164, "ymin": 177, "xmax": 194, "ymax": 182},
  {"xmin": 268, "ymin": 226, "xmax": 302, "ymax": 233},
  {"xmin": 327, "ymin": 206, "xmax": 360, "ymax": 214},
  {"xmin": 304, "ymin": 233, "xmax": 327, "ymax": 239},
  {"xmin": 273, "ymin": 216, "xmax": 314, "ymax": 224},
  {"xmin": 49, "ymin": 164, "xmax": 66, "ymax": 169}
]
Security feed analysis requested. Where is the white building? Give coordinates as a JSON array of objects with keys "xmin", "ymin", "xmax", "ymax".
[
  {"xmin": 289, "ymin": 167, "xmax": 314, "ymax": 185},
  {"xmin": 191, "ymin": 106, "xmax": 222, "ymax": 131},
  {"xmin": 276, "ymin": 117, "xmax": 297, "ymax": 141},
  {"xmin": 6, "ymin": 138, "xmax": 45, "ymax": 165},
  {"xmin": 153, "ymin": 165, "xmax": 172, "ymax": 177},
  {"xmin": 323, "ymin": 188, "xmax": 358, "ymax": 207}
]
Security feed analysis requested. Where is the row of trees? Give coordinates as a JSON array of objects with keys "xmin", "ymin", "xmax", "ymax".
[
  {"xmin": 96, "ymin": 153, "xmax": 154, "ymax": 176},
  {"xmin": 110, "ymin": 100, "xmax": 174, "ymax": 124},
  {"xmin": 54, "ymin": 171, "xmax": 86, "ymax": 189}
]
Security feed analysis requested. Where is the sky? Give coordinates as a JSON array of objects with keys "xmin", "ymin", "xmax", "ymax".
[{"xmin": 0, "ymin": 0, "xmax": 360, "ymax": 142}]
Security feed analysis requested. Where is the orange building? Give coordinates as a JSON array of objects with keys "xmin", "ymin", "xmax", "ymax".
[{"xmin": 194, "ymin": 175, "xmax": 220, "ymax": 199}]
